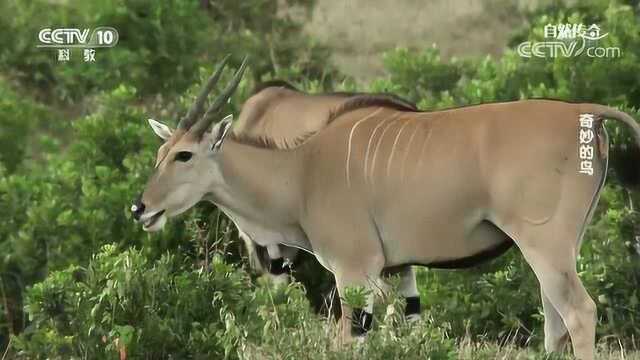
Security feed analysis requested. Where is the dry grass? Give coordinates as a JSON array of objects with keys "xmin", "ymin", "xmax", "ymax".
[
  {"xmin": 242, "ymin": 315, "xmax": 640, "ymax": 360},
  {"xmin": 457, "ymin": 338, "xmax": 640, "ymax": 359}
]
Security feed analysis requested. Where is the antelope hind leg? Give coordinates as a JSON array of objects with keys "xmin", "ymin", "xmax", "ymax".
[
  {"xmin": 529, "ymin": 249, "xmax": 595, "ymax": 360},
  {"xmin": 541, "ymin": 288, "xmax": 570, "ymax": 353},
  {"xmin": 512, "ymin": 221, "xmax": 596, "ymax": 360}
]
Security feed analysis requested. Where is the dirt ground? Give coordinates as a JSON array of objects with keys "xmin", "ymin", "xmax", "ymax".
[{"xmin": 294, "ymin": 0, "xmax": 563, "ymax": 83}]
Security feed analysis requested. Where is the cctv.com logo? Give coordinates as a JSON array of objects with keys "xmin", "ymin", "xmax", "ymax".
[{"xmin": 517, "ymin": 23, "xmax": 621, "ymax": 58}]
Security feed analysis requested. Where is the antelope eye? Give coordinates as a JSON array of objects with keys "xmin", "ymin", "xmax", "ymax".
[{"xmin": 174, "ymin": 151, "xmax": 193, "ymax": 162}]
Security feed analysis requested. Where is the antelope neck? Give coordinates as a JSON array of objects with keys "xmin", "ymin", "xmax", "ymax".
[{"xmin": 212, "ymin": 139, "xmax": 303, "ymax": 226}]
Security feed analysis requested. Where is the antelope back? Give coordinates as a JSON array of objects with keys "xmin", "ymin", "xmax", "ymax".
[{"xmin": 232, "ymin": 86, "xmax": 352, "ymax": 149}]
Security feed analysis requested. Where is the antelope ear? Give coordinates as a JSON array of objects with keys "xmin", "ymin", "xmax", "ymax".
[
  {"xmin": 148, "ymin": 118, "xmax": 173, "ymax": 140},
  {"xmin": 210, "ymin": 114, "xmax": 233, "ymax": 152}
]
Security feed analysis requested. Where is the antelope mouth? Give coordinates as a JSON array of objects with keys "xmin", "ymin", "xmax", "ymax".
[{"xmin": 142, "ymin": 210, "xmax": 165, "ymax": 230}]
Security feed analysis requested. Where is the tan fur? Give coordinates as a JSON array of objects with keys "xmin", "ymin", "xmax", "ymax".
[
  {"xmin": 229, "ymin": 86, "xmax": 355, "ymax": 275},
  {"xmin": 231, "ymin": 87, "xmax": 352, "ymax": 149},
  {"xmin": 139, "ymin": 98, "xmax": 640, "ymax": 360},
  {"xmin": 231, "ymin": 87, "xmax": 418, "ymax": 149},
  {"xmin": 231, "ymin": 87, "xmax": 419, "ymax": 292}
]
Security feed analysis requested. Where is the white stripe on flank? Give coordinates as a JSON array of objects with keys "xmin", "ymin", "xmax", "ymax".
[
  {"xmin": 364, "ymin": 117, "xmax": 394, "ymax": 186},
  {"xmin": 369, "ymin": 117, "xmax": 399, "ymax": 187},
  {"xmin": 345, "ymin": 108, "xmax": 384, "ymax": 188},
  {"xmin": 400, "ymin": 120, "xmax": 418, "ymax": 183},
  {"xmin": 386, "ymin": 116, "xmax": 410, "ymax": 179}
]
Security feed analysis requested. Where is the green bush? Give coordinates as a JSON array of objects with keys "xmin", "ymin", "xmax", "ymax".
[
  {"xmin": 0, "ymin": 67, "xmax": 259, "ymax": 348},
  {"xmin": 0, "ymin": 1, "xmax": 209, "ymax": 101},
  {"xmin": 13, "ymin": 245, "xmax": 625, "ymax": 359},
  {"xmin": 0, "ymin": 0, "xmax": 335, "ymax": 102},
  {"xmin": 3, "ymin": 0, "xmax": 640, "ymax": 357},
  {"xmin": 9, "ymin": 244, "xmax": 505, "ymax": 359},
  {"xmin": 0, "ymin": 80, "xmax": 63, "ymax": 173},
  {"xmin": 0, "ymin": 85, "xmax": 181, "ymax": 346},
  {"xmin": 14, "ymin": 244, "xmax": 251, "ymax": 359},
  {"xmin": 372, "ymin": 0, "xmax": 640, "ymax": 111}
]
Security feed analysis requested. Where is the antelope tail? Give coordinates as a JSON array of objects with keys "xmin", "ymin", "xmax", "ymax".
[{"xmin": 583, "ymin": 104, "xmax": 640, "ymax": 188}]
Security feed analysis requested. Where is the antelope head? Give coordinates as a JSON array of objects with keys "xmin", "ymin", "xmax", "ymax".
[{"xmin": 132, "ymin": 56, "xmax": 247, "ymax": 231}]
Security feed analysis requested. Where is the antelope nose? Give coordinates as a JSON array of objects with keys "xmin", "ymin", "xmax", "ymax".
[{"xmin": 131, "ymin": 198, "xmax": 145, "ymax": 221}]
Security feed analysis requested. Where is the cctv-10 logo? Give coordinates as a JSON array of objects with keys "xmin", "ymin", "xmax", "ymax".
[{"xmin": 38, "ymin": 27, "xmax": 119, "ymax": 48}]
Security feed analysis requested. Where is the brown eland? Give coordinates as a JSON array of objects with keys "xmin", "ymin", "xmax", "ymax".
[{"xmin": 132, "ymin": 57, "xmax": 640, "ymax": 359}]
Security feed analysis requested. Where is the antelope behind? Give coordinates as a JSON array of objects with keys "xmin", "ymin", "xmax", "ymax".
[{"xmin": 231, "ymin": 81, "xmax": 422, "ymax": 320}]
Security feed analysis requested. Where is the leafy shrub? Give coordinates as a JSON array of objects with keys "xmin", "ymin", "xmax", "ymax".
[
  {"xmin": 0, "ymin": 85, "xmax": 183, "ymax": 346},
  {"xmin": 0, "ymin": 1, "xmax": 208, "ymax": 101},
  {"xmin": 14, "ymin": 244, "xmax": 253, "ymax": 359},
  {"xmin": 372, "ymin": 0, "xmax": 640, "ymax": 111},
  {"xmin": 0, "ymin": 0, "xmax": 335, "ymax": 102},
  {"xmin": 0, "ymin": 66, "xmax": 260, "ymax": 348},
  {"xmin": 14, "ymin": 244, "xmax": 628, "ymax": 359},
  {"xmin": 11, "ymin": 246, "xmax": 510, "ymax": 360},
  {"xmin": 3, "ymin": 0, "xmax": 640, "ymax": 357},
  {"xmin": 0, "ymin": 80, "xmax": 62, "ymax": 173}
]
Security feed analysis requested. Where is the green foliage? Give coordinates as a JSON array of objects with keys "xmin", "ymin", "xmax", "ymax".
[
  {"xmin": 0, "ymin": 85, "xmax": 189, "ymax": 349},
  {"xmin": 7, "ymin": 246, "xmax": 511, "ymax": 359},
  {"xmin": 2, "ymin": 0, "xmax": 640, "ymax": 357},
  {"xmin": 0, "ymin": 80, "xmax": 63, "ymax": 173},
  {"xmin": 14, "ymin": 244, "xmax": 254, "ymax": 359},
  {"xmin": 0, "ymin": 0, "xmax": 334, "ymax": 102},
  {"xmin": 13, "ymin": 245, "xmax": 628, "ymax": 359},
  {"xmin": 342, "ymin": 286, "xmax": 371, "ymax": 309},
  {"xmin": 0, "ymin": 1, "xmax": 208, "ymax": 101},
  {"xmin": 0, "ymin": 85, "xmax": 183, "ymax": 275},
  {"xmin": 372, "ymin": 0, "xmax": 640, "ymax": 111}
]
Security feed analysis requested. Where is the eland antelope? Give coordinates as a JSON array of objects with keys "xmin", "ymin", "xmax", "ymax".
[
  {"xmin": 132, "ymin": 57, "xmax": 640, "ymax": 359},
  {"xmin": 229, "ymin": 79, "xmax": 421, "ymax": 319}
]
